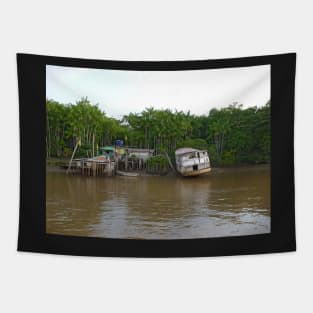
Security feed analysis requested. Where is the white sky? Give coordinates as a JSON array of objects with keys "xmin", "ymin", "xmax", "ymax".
[{"xmin": 46, "ymin": 64, "xmax": 270, "ymax": 119}]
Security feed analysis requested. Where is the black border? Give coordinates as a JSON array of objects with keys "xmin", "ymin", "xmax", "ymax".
[{"xmin": 17, "ymin": 53, "xmax": 296, "ymax": 257}]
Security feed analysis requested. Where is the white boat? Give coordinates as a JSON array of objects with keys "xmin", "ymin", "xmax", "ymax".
[
  {"xmin": 175, "ymin": 148, "xmax": 211, "ymax": 177},
  {"xmin": 116, "ymin": 170, "xmax": 139, "ymax": 177}
]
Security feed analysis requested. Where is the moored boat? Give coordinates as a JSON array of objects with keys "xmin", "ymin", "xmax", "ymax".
[
  {"xmin": 175, "ymin": 148, "xmax": 211, "ymax": 177},
  {"xmin": 116, "ymin": 170, "xmax": 140, "ymax": 177}
]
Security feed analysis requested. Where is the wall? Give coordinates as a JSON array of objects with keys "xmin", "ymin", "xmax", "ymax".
[{"xmin": 0, "ymin": 1, "xmax": 311, "ymax": 312}]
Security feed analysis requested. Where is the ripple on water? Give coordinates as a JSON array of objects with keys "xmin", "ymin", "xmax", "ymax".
[{"xmin": 46, "ymin": 167, "xmax": 271, "ymax": 239}]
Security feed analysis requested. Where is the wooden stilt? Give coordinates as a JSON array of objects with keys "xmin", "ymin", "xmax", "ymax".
[
  {"xmin": 67, "ymin": 140, "xmax": 80, "ymax": 175},
  {"xmin": 125, "ymin": 149, "xmax": 128, "ymax": 171}
]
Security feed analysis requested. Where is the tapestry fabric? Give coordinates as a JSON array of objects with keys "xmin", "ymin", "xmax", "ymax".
[{"xmin": 17, "ymin": 53, "xmax": 296, "ymax": 257}]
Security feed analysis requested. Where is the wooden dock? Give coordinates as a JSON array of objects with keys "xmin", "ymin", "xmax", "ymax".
[
  {"xmin": 66, "ymin": 158, "xmax": 116, "ymax": 176},
  {"xmin": 60, "ymin": 146, "xmax": 172, "ymax": 177}
]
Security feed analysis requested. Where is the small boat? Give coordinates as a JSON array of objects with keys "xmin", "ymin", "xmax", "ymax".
[
  {"xmin": 175, "ymin": 148, "xmax": 211, "ymax": 177},
  {"xmin": 116, "ymin": 170, "xmax": 140, "ymax": 177}
]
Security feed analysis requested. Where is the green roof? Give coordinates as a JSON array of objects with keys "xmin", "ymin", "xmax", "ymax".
[{"xmin": 100, "ymin": 146, "xmax": 115, "ymax": 151}]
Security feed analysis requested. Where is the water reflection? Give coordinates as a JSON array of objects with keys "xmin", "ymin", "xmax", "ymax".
[{"xmin": 46, "ymin": 166, "xmax": 270, "ymax": 239}]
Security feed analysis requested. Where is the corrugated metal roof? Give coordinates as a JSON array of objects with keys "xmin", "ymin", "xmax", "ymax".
[
  {"xmin": 127, "ymin": 148, "xmax": 154, "ymax": 153},
  {"xmin": 175, "ymin": 147, "xmax": 202, "ymax": 155}
]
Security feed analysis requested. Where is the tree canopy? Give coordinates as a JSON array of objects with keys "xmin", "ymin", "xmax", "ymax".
[{"xmin": 46, "ymin": 98, "xmax": 270, "ymax": 166}]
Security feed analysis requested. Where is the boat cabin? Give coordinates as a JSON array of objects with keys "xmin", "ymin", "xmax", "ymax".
[
  {"xmin": 175, "ymin": 147, "xmax": 211, "ymax": 177},
  {"xmin": 99, "ymin": 146, "xmax": 115, "ymax": 159},
  {"xmin": 126, "ymin": 148, "xmax": 154, "ymax": 161}
]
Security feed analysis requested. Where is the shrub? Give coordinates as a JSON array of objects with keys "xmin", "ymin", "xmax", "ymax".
[{"xmin": 146, "ymin": 155, "xmax": 169, "ymax": 174}]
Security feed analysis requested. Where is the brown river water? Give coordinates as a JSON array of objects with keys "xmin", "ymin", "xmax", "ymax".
[{"xmin": 46, "ymin": 166, "xmax": 270, "ymax": 239}]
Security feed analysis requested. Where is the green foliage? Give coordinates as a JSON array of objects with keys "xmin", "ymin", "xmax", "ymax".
[
  {"xmin": 46, "ymin": 97, "xmax": 127, "ymax": 158},
  {"xmin": 220, "ymin": 150, "xmax": 237, "ymax": 165},
  {"xmin": 46, "ymin": 98, "xmax": 270, "ymax": 166},
  {"xmin": 146, "ymin": 155, "xmax": 168, "ymax": 167},
  {"xmin": 177, "ymin": 138, "xmax": 208, "ymax": 151},
  {"xmin": 146, "ymin": 155, "xmax": 169, "ymax": 174},
  {"xmin": 123, "ymin": 107, "xmax": 195, "ymax": 154},
  {"xmin": 206, "ymin": 103, "xmax": 270, "ymax": 165}
]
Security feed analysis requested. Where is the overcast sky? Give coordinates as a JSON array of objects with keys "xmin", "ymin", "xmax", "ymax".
[{"xmin": 46, "ymin": 64, "xmax": 270, "ymax": 119}]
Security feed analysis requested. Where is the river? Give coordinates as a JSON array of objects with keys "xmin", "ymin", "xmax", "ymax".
[{"xmin": 46, "ymin": 166, "xmax": 270, "ymax": 239}]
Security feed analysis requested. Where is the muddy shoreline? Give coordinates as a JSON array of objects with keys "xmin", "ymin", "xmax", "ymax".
[{"xmin": 46, "ymin": 161, "xmax": 270, "ymax": 177}]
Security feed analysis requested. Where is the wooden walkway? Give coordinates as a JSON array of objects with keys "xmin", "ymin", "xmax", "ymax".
[{"xmin": 68, "ymin": 158, "xmax": 115, "ymax": 176}]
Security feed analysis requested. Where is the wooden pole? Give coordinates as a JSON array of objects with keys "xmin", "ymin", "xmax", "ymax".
[
  {"xmin": 67, "ymin": 139, "xmax": 80, "ymax": 175},
  {"xmin": 92, "ymin": 133, "xmax": 95, "ymax": 158},
  {"xmin": 125, "ymin": 148, "xmax": 128, "ymax": 171},
  {"xmin": 164, "ymin": 151, "xmax": 178, "ymax": 175}
]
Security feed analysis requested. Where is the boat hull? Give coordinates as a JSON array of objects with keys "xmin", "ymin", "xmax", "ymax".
[
  {"xmin": 116, "ymin": 170, "xmax": 139, "ymax": 177},
  {"xmin": 179, "ymin": 167, "xmax": 211, "ymax": 177}
]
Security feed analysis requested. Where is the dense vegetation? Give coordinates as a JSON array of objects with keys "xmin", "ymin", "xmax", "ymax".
[
  {"xmin": 146, "ymin": 155, "xmax": 169, "ymax": 174},
  {"xmin": 46, "ymin": 97, "xmax": 270, "ymax": 166}
]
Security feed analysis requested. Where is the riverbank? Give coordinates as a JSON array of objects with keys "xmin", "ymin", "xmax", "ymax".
[{"xmin": 46, "ymin": 158, "xmax": 270, "ymax": 177}]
